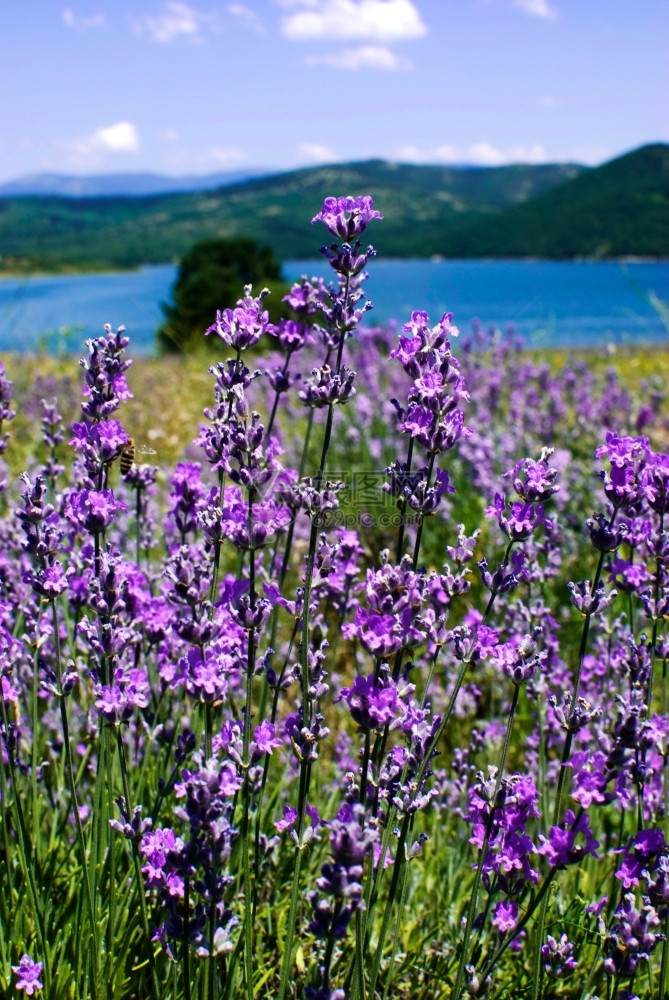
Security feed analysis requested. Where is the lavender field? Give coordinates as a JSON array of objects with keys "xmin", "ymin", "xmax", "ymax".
[{"xmin": 2, "ymin": 196, "xmax": 669, "ymax": 1000}]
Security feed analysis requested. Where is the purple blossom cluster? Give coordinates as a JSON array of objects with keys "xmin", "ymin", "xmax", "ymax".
[{"xmin": 3, "ymin": 193, "xmax": 669, "ymax": 1000}]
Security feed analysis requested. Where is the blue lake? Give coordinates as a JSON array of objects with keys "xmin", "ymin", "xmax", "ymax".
[{"xmin": 0, "ymin": 259, "xmax": 668, "ymax": 355}]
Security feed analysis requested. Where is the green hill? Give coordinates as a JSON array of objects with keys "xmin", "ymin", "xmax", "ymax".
[
  {"xmin": 444, "ymin": 143, "xmax": 669, "ymax": 258},
  {"xmin": 0, "ymin": 144, "xmax": 666, "ymax": 270},
  {"xmin": 0, "ymin": 160, "xmax": 581, "ymax": 271}
]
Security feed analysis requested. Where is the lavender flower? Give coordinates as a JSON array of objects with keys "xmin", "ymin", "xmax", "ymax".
[
  {"xmin": 541, "ymin": 934, "xmax": 578, "ymax": 978},
  {"xmin": 615, "ymin": 828, "xmax": 666, "ymax": 888},
  {"xmin": 640, "ymin": 451, "xmax": 669, "ymax": 514},
  {"xmin": 489, "ymin": 632, "xmax": 546, "ymax": 686},
  {"xmin": 298, "ymin": 365, "xmax": 356, "ymax": 408},
  {"xmin": 311, "ymin": 196, "xmax": 383, "ymax": 241},
  {"xmin": 485, "ymin": 495, "xmax": 552, "ymax": 542},
  {"xmin": 308, "ymin": 802, "xmax": 378, "ymax": 940},
  {"xmin": 274, "ymin": 317, "xmax": 312, "ymax": 352},
  {"xmin": 79, "ymin": 325, "xmax": 133, "ymax": 422},
  {"xmin": 506, "ymin": 448, "xmax": 560, "ymax": 503},
  {"xmin": 596, "ymin": 432, "xmax": 650, "ymax": 510},
  {"xmin": 141, "ymin": 749, "xmax": 241, "ymax": 959},
  {"xmin": 340, "ymin": 674, "xmax": 404, "ymax": 731},
  {"xmin": 0, "ymin": 360, "xmax": 16, "ymax": 450},
  {"xmin": 538, "ymin": 809, "xmax": 599, "ymax": 867},
  {"xmin": 205, "ymin": 285, "xmax": 275, "ymax": 349},
  {"xmin": 568, "ymin": 579, "xmax": 617, "ymax": 618},
  {"xmin": 603, "ymin": 892, "xmax": 664, "ymax": 978},
  {"xmin": 11, "ymin": 955, "xmax": 43, "ymax": 995},
  {"xmin": 466, "ymin": 770, "xmax": 541, "ymax": 893},
  {"xmin": 491, "ymin": 899, "xmax": 518, "ymax": 934},
  {"xmin": 66, "ymin": 488, "xmax": 127, "ymax": 534}
]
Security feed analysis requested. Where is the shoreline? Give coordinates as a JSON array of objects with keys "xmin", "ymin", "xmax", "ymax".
[{"xmin": 2, "ymin": 255, "xmax": 669, "ymax": 280}]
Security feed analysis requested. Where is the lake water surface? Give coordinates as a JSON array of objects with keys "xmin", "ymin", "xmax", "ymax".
[{"xmin": 1, "ymin": 259, "xmax": 668, "ymax": 355}]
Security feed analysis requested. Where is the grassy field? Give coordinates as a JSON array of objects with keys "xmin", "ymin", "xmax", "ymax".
[{"xmin": 5, "ymin": 339, "xmax": 668, "ymax": 477}]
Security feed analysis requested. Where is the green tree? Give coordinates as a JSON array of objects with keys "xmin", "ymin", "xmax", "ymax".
[{"xmin": 156, "ymin": 236, "xmax": 289, "ymax": 354}]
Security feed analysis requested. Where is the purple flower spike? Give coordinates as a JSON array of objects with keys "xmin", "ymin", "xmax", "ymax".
[
  {"xmin": 25, "ymin": 563, "xmax": 72, "ymax": 601},
  {"xmin": 250, "ymin": 721, "xmax": 283, "ymax": 763},
  {"xmin": 490, "ymin": 632, "xmax": 547, "ymax": 686},
  {"xmin": 603, "ymin": 892, "xmax": 663, "ymax": 978},
  {"xmin": 340, "ymin": 674, "xmax": 403, "ymax": 731},
  {"xmin": 615, "ymin": 828, "xmax": 666, "ymax": 888},
  {"xmin": 596, "ymin": 432, "xmax": 650, "ymax": 510},
  {"xmin": 0, "ymin": 361, "xmax": 16, "ymax": 458},
  {"xmin": 492, "ymin": 899, "xmax": 519, "ymax": 933},
  {"xmin": 12, "ymin": 955, "xmax": 43, "ymax": 995},
  {"xmin": 67, "ymin": 488, "xmax": 127, "ymax": 533},
  {"xmin": 538, "ymin": 809, "xmax": 599, "ymax": 867},
  {"xmin": 311, "ymin": 195, "xmax": 383, "ymax": 241},
  {"xmin": 640, "ymin": 451, "xmax": 669, "ymax": 514},
  {"xmin": 205, "ymin": 285, "xmax": 275, "ymax": 350},
  {"xmin": 507, "ymin": 447, "xmax": 560, "ymax": 503},
  {"xmin": 308, "ymin": 802, "xmax": 378, "ymax": 940},
  {"xmin": 79, "ymin": 326, "xmax": 133, "ymax": 422},
  {"xmin": 568, "ymin": 579, "xmax": 617, "ymax": 618},
  {"xmin": 485, "ymin": 494, "xmax": 552, "ymax": 542},
  {"xmin": 541, "ymin": 934, "xmax": 578, "ymax": 979}
]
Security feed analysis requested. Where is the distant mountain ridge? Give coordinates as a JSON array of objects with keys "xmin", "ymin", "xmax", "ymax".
[
  {"xmin": 0, "ymin": 144, "xmax": 666, "ymax": 269},
  {"xmin": 442, "ymin": 143, "xmax": 669, "ymax": 258},
  {"xmin": 0, "ymin": 168, "xmax": 271, "ymax": 198}
]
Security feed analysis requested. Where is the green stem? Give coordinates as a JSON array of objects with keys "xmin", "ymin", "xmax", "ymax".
[
  {"xmin": 277, "ymin": 845, "xmax": 305, "ymax": 1000},
  {"xmin": 411, "ymin": 451, "xmax": 435, "ymax": 570},
  {"xmin": 205, "ymin": 701, "xmax": 213, "ymax": 761},
  {"xmin": 52, "ymin": 602, "xmax": 97, "ymax": 957},
  {"xmin": 395, "ymin": 437, "xmax": 414, "ymax": 563},
  {"xmin": 322, "ymin": 900, "xmax": 344, "ymax": 992},
  {"xmin": 381, "ymin": 844, "xmax": 412, "ymax": 1000},
  {"xmin": 184, "ymin": 877, "xmax": 192, "ymax": 1000},
  {"xmin": 660, "ymin": 911, "xmax": 669, "ymax": 1000},
  {"xmin": 266, "ymin": 352, "xmax": 292, "ymax": 439},
  {"xmin": 0, "ymin": 690, "xmax": 51, "ymax": 990},
  {"xmin": 209, "ymin": 538, "xmax": 223, "ymax": 609},
  {"xmin": 116, "ymin": 730, "xmax": 161, "ymax": 1000},
  {"xmin": 241, "ymin": 535, "xmax": 257, "ymax": 1000},
  {"xmin": 106, "ymin": 738, "xmax": 117, "ymax": 998},
  {"xmin": 135, "ymin": 484, "xmax": 142, "ymax": 567},
  {"xmin": 553, "ymin": 551, "xmax": 607, "ymax": 828},
  {"xmin": 366, "ymin": 820, "xmax": 410, "ymax": 999},
  {"xmin": 278, "ymin": 274, "xmax": 352, "ymax": 1000},
  {"xmin": 452, "ymin": 684, "xmax": 520, "ymax": 1000},
  {"xmin": 360, "ymin": 653, "xmax": 471, "ymax": 976}
]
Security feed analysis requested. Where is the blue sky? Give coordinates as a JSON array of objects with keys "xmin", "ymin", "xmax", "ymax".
[{"xmin": 1, "ymin": 0, "xmax": 667, "ymax": 182}]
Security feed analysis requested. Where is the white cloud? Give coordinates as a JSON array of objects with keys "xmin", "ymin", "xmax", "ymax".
[
  {"xmin": 566, "ymin": 145, "xmax": 612, "ymax": 166},
  {"xmin": 298, "ymin": 142, "xmax": 339, "ymax": 162},
  {"xmin": 394, "ymin": 142, "xmax": 550, "ymax": 165},
  {"xmin": 161, "ymin": 129, "xmax": 179, "ymax": 141},
  {"xmin": 306, "ymin": 44, "xmax": 410, "ymax": 70},
  {"xmin": 130, "ymin": 2, "xmax": 218, "ymax": 43},
  {"xmin": 432, "ymin": 144, "xmax": 460, "ymax": 161},
  {"xmin": 537, "ymin": 95, "xmax": 560, "ymax": 107},
  {"xmin": 62, "ymin": 8, "xmax": 108, "ymax": 30},
  {"xmin": 201, "ymin": 147, "xmax": 248, "ymax": 167},
  {"xmin": 227, "ymin": 3, "xmax": 264, "ymax": 32},
  {"xmin": 511, "ymin": 0, "xmax": 558, "ymax": 20},
  {"xmin": 91, "ymin": 121, "xmax": 140, "ymax": 153},
  {"xmin": 66, "ymin": 121, "xmax": 140, "ymax": 160},
  {"xmin": 281, "ymin": 0, "xmax": 427, "ymax": 42},
  {"xmin": 394, "ymin": 142, "xmax": 615, "ymax": 167}
]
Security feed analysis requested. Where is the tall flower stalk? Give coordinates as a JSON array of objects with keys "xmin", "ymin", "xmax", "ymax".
[{"xmin": 278, "ymin": 196, "xmax": 381, "ymax": 1000}]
